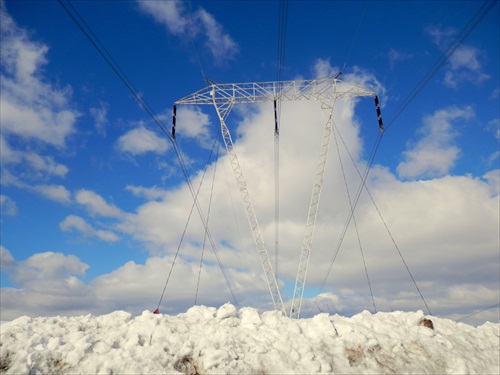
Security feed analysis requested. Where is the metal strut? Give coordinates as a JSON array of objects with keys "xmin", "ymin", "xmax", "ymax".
[
  {"xmin": 289, "ymin": 95, "xmax": 338, "ymax": 319},
  {"xmin": 210, "ymin": 90, "xmax": 286, "ymax": 315}
]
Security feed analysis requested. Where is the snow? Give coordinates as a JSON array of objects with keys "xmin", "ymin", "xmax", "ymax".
[{"xmin": 1, "ymin": 303, "xmax": 498, "ymax": 374}]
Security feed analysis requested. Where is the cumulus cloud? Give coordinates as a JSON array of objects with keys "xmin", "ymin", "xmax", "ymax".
[
  {"xmin": 75, "ymin": 189, "xmax": 123, "ymax": 218},
  {"xmin": 116, "ymin": 126, "xmax": 169, "ymax": 155},
  {"xmin": 388, "ymin": 48, "xmax": 413, "ymax": 69},
  {"xmin": 196, "ymin": 8, "xmax": 238, "ymax": 62},
  {"xmin": 486, "ymin": 118, "xmax": 499, "ymax": 140},
  {"xmin": 176, "ymin": 106, "xmax": 213, "ymax": 147},
  {"xmin": 0, "ymin": 3, "xmax": 77, "ymax": 205},
  {"xmin": 311, "ymin": 59, "xmax": 387, "ymax": 105},
  {"xmin": 89, "ymin": 101, "xmax": 109, "ymax": 136},
  {"xmin": 1, "ymin": 140, "xmax": 69, "ymax": 181},
  {"xmin": 3, "ymin": 92, "xmax": 497, "ymax": 322},
  {"xmin": 125, "ymin": 185, "xmax": 168, "ymax": 201},
  {"xmin": 0, "ymin": 6, "xmax": 78, "ymax": 146},
  {"xmin": 444, "ymin": 45, "xmax": 490, "ymax": 88},
  {"xmin": 2, "ymin": 248, "xmax": 88, "ymax": 290},
  {"xmin": 425, "ymin": 25, "xmax": 490, "ymax": 88},
  {"xmin": 34, "ymin": 184, "xmax": 71, "ymax": 204},
  {"xmin": 0, "ymin": 245, "xmax": 15, "ymax": 269},
  {"xmin": 0, "ymin": 194, "xmax": 17, "ymax": 216},
  {"xmin": 137, "ymin": 0, "xmax": 238, "ymax": 64},
  {"xmin": 115, "ymin": 93, "xmax": 497, "ymax": 321},
  {"xmin": 60, "ymin": 215, "xmax": 120, "ymax": 242},
  {"xmin": 0, "ymin": 60, "xmax": 497, "ymax": 325},
  {"xmin": 24, "ymin": 153, "xmax": 69, "ymax": 178},
  {"xmin": 397, "ymin": 106, "xmax": 474, "ymax": 179},
  {"xmin": 0, "ymin": 248, "xmax": 93, "ymax": 318},
  {"xmin": 483, "ymin": 170, "xmax": 499, "ymax": 196},
  {"xmin": 312, "ymin": 58, "xmax": 340, "ymax": 78}
]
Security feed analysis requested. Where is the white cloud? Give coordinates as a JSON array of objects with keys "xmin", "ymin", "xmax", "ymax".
[
  {"xmin": 60, "ymin": 214, "xmax": 94, "ymax": 233},
  {"xmin": 75, "ymin": 189, "xmax": 124, "ymax": 218},
  {"xmin": 483, "ymin": 170, "xmax": 499, "ymax": 196},
  {"xmin": 60, "ymin": 215, "xmax": 120, "ymax": 242},
  {"xmin": 137, "ymin": 0, "xmax": 189, "ymax": 36},
  {"xmin": 0, "ymin": 135, "xmax": 20, "ymax": 165},
  {"xmin": 24, "ymin": 153, "xmax": 69, "ymax": 178},
  {"xmin": 388, "ymin": 48, "xmax": 413, "ymax": 69},
  {"xmin": 0, "ymin": 6, "xmax": 78, "ymax": 147},
  {"xmin": 312, "ymin": 58, "xmax": 340, "ymax": 78},
  {"xmin": 125, "ymin": 185, "xmax": 167, "ymax": 200},
  {"xmin": 343, "ymin": 66, "xmax": 387, "ymax": 105},
  {"xmin": 397, "ymin": 106, "xmax": 474, "ymax": 179},
  {"xmin": 176, "ymin": 106, "xmax": 213, "ymax": 147},
  {"xmin": 0, "ymin": 245, "xmax": 15, "ymax": 270},
  {"xmin": 1, "ymin": 138, "xmax": 69, "ymax": 181},
  {"xmin": 91, "ymin": 256, "xmax": 267, "ymax": 313},
  {"xmin": 5, "ymin": 250, "xmax": 89, "ymax": 291},
  {"xmin": 0, "ymin": 97, "xmax": 77, "ymax": 146},
  {"xmin": 89, "ymin": 101, "xmax": 109, "ymax": 136},
  {"xmin": 490, "ymin": 88, "xmax": 500, "ymax": 99},
  {"xmin": 0, "ymin": 194, "xmax": 17, "ymax": 216},
  {"xmin": 0, "ymin": 3, "xmax": 78, "ymax": 205},
  {"xmin": 486, "ymin": 118, "xmax": 499, "ymax": 140},
  {"xmin": 1, "ymin": 66, "xmax": 497, "ymax": 325},
  {"xmin": 116, "ymin": 126, "xmax": 169, "ymax": 155},
  {"xmin": 443, "ymin": 45, "xmax": 490, "ymax": 88},
  {"xmin": 196, "ymin": 8, "xmax": 239, "ymax": 62},
  {"xmin": 0, "ymin": 248, "xmax": 93, "ymax": 318},
  {"xmin": 137, "ymin": 0, "xmax": 238, "ymax": 64},
  {"xmin": 34, "ymin": 184, "xmax": 72, "ymax": 204},
  {"xmin": 425, "ymin": 25, "xmax": 456, "ymax": 49},
  {"xmin": 115, "ymin": 94, "xmax": 497, "ymax": 321},
  {"xmin": 425, "ymin": 25, "xmax": 490, "ymax": 88}
]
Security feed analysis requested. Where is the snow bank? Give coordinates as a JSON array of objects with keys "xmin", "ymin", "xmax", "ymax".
[{"xmin": 1, "ymin": 303, "xmax": 498, "ymax": 374}]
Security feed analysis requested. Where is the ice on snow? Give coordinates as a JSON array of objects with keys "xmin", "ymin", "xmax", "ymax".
[{"xmin": 1, "ymin": 303, "xmax": 498, "ymax": 374}]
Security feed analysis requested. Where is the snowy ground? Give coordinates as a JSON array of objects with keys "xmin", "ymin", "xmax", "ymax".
[{"xmin": 1, "ymin": 303, "xmax": 498, "ymax": 375}]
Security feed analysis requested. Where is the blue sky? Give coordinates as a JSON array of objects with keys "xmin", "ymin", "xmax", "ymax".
[{"xmin": 1, "ymin": 0, "xmax": 498, "ymax": 325}]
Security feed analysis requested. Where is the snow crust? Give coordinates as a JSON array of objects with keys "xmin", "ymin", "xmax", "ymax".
[{"xmin": 1, "ymin": 303, "xmax": 498, "ymax": 374}]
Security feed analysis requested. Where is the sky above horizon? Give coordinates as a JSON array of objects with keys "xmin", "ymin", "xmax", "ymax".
[{"xmin": 1, "ymin": 0, "xmax": 499, "ymax": 325}]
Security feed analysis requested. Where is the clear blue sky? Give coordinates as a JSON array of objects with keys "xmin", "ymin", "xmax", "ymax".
[{"xmin": 1, "ymin": 0, "xmax": 498, "ymax": 325}]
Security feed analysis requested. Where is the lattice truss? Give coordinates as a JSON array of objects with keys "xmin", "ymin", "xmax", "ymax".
[{"xmin": 174, "ymin": 77, "xmax": 382, "ymax": 318}]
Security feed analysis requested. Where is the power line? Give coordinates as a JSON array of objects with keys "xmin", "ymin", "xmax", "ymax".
[
  {"xmin": 342, "ymin": 1, "xmax": 368, "ymax": 73},
  {"xmin": 384, "ymin": 0, "xmax": 497, "ymax": 131},
  {"xmin": 185, "ymin": 0, "xmax": 209, "ymax": 82},
  {"xmin": 457, "ymin": 303, "xmax": 500, "ymax": 322},
  {"xmin": 58, "ymin": 0, "xmax": 238, "ymax": 309},
  {"xmin": 195, "ymin": 137, "xmax": 220, "ymax": 305},
  {"xmin": 332, "ymin": 125, "xmax": 377, "ymax": 314},
  {"xmin": 318, "ymin": 0, "xmax": 496, "ymax": 313},
  {"xmin": 274, "ymin": 0, "xmax": 288, "ymax": 286},
  {"xmin": 58, "ymin": 0, "xmax": 170, "ymax": 138},
  {"xmin": 321, "ymin": 125, "xmax": 432, "ymax": 315}
]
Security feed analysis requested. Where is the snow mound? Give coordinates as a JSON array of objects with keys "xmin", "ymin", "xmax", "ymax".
[{"xmin": 1, "ymin": 303, "xmax": 498, "ymax": 374}]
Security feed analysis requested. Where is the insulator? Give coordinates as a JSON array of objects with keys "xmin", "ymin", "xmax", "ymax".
[
  {"xmin": 172, "ymin": 105, "xmax": 177, "ymax": 139},
  {"xmin": 374, "ymin": 96, "xmax": 384, "ymax": 131},
  {"xmin": 274, "ymin": 99, "xmax": 279, "ymax": 135}
]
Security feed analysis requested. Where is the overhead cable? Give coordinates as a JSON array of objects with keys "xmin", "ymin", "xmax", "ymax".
[
  {"xmin": 384, "ymin": 0, "xmax": 497, "ymax": 131},
  {"xmin": 58, "ymin": 0, "xmax": 238, "ymax": 309}
]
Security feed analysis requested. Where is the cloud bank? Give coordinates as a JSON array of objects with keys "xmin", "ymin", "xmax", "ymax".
[
  {"xmin": 137, "ymin": 0, "xmax": 238, "ymax": 64},
  {"xmin": 2, "ymin": 63, "xmax": 498, "ymax": 324}
]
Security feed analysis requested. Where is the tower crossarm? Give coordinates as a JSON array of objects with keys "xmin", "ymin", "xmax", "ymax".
[{"xmin": 175, "ymin": 78, "xmax": 376, "ymax": 106}]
